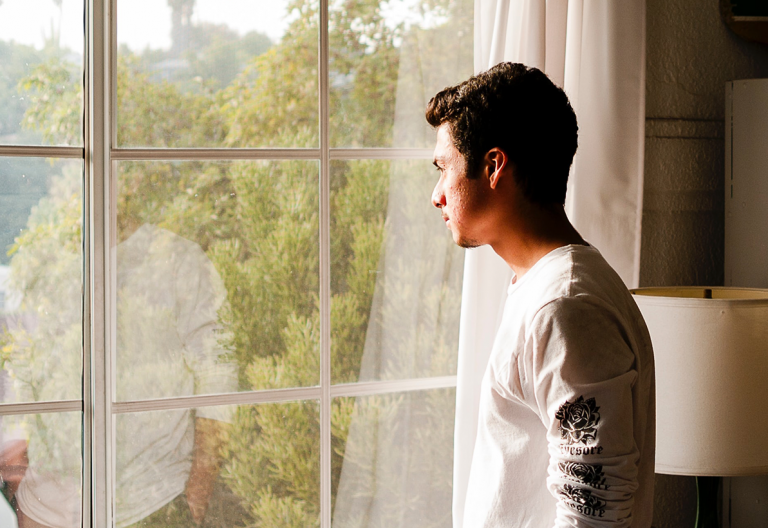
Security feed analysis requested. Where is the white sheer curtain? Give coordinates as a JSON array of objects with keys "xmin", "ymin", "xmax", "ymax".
[
  {"xmin": 331, "ymin": 5, "xmax": 472, "ymax": 527},
  {"xmin": 453, "ymin": 1, "xmax": 646, "ymax": 526}
]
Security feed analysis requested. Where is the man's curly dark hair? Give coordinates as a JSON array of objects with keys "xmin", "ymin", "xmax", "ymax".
[{"xmin": 425, "ymin": 62, "xmax": 578, "ymax": 206}]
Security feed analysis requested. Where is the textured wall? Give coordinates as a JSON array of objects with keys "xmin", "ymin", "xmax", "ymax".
[
  {"xmin": 642, "ymin": 0, "xmax": 768, "ymax": 525},
  {"xmin": 642, "ymin": 0, "xmax": 768, "ymax": 289}
]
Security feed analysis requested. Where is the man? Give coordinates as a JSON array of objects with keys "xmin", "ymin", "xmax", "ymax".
[{"xmin": 427, "ymin": 63, "xmax": 655, "ymax": 526}]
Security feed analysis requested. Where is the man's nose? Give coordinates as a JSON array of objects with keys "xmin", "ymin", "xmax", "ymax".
[{"xmin": 431, "ymin": 181, "xmax": 445, "ymax": 209}]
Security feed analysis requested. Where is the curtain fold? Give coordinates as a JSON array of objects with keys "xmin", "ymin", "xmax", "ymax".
[
  {"xmin": 453, "ymin": 1, "xmax": 646, "ymax": 525},
  {"xmin": 331, "ymin": 5, "xmax": 474, "ymax": 527}
]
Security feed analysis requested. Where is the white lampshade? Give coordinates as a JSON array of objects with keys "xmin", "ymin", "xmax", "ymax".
[{"xmin": 631, "ymin": 287, "xmax": 768, "ymax": 476}]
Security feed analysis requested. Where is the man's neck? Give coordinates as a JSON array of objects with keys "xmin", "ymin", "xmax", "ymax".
[{"xmin": 489, "ymin": 203, "xmax": 586, "ymax": 279}]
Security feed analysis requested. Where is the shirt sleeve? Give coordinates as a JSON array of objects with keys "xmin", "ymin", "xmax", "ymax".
[{"xmin": 526, "ymin": 295, "xmax": 640, "ymax": 527}]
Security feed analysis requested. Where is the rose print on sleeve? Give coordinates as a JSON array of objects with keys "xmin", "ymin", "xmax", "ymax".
[
  {"xmin": 558, "ymin": 484, "xmax": 607, "ymax": 517},
  {"xmin": 558, "ymin": 462, "xmax": 608, "ymax": 489},
  {"xmin": 555, "ymin": 396, "xmax": 600, "ymax": 445}
]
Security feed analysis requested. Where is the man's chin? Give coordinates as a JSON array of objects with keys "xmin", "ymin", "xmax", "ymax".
[{"xmin": 455, "ymin": 235, "xmax": 482, "ymax": 249}]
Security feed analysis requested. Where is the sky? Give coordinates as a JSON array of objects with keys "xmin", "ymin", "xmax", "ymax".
[
  {"xmin": 0, "ymin": 0, "xmax": 436, "ymax": 53},
  {"xmin": 0, "ymin": 0, "xmax": 291, "ymax": 52},
  {"xmin": 0, "ymin": 0, "xmax": 84, "ymax": 51},
  {"xmin": 119, "ymin": 0, "xmax": 292, "ymax": 49}
]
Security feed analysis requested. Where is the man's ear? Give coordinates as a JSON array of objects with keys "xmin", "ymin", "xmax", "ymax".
[{"xmin": 484, "ymin": 148, "xmax": 508, "ymax": 190}]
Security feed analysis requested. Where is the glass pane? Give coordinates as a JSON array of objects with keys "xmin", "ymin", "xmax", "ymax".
[
  {"xmin": 117, "ymin": 0, "xmax": 318, "ymax": 148},
  {"xmin": 115, "ymin": 160, "xmax": 319, "ymax": 399},
  {"xmin": 114, "ymin": 400, "xmax": 319, "ymax": 528},
  {"xmin": 329, "ymin": 0, "xmax": 473, "ymax": 148},
  {"xmin": 0, "ymin": 158, "xmax": 83, "ymax": 403},
  {"xmin": 0, "ymin": 411, "xmax": 82, "ymax": 527},
  {"xmin": 330, "ymin": 159, "xmax": 463, "ymax": 383},
  {"xmin": 332, "ymin": 388, "xmax": 454, "ymax": 527},
  {"xmin": 0, "ymin": 0, "xmax": 84, "ymax": 146}
]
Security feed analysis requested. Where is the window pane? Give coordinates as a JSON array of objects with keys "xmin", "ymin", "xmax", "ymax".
[
  {"xmin": 117, "ymin": 0, "xmax": 318, "ymax": 148},
  {"xmin": 0, "ymin": 157, "xmax": 83, "ymax": 403},
  {"xmin": 329, "ymin": 0, "xmax": 473, "ymax": 148},
  {"xmin": 115, "ymin": 160, "xmax": 319, "ymax": 399},
  {"xmin": 0, "ymin": 411, "xmax": 82, "ymax": 527},
  {"xmin": 330, "ymin": 159, "xmax": 463, "ymax": 383},
  {"xmin": 332, "ymin": 388, "xmax": 454, "ymax": 527},
  {"xmin": 114, "ymin": 401, "xmax": 319, "ymax": 527},
  {"xmin": 0, "ymin": 0, "xmax": 84, "ymax": 146}
]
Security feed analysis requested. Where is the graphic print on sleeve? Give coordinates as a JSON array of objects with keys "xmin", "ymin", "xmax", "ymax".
[
  {"xmin": 558, "ymin": 484, "xmax": 607, "ymax": 518},
  {"xmin": 555, "ymin": 396, "xmax": 608, "ymax": 518},
  {"xmin": 555, "ymin": 396, "xmax": 600, "ymax": 445},
  {"xmin": 558, "ymin": 462, "xmax": 608, "ymax": 490}
]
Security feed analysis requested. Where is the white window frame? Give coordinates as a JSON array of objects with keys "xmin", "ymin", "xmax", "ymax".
[{"xmin": 0, "ymin": 0, "xmax": 459, "ymax": 526}]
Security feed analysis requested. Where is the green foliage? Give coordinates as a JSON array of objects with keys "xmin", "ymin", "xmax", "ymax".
[
  {"xmin": 0, "ymin": 41, "xmax": 44, "ymax": 139},
  {"xmin": 1, "ymin": 166, "xmax": 83, "ymax": 489},
  {"xmin": 117, "ymin": 55, "xmax": 229, "ymax": 147},
  {"xmin": 328, "ymin": 0, "xmax": 400, "ymax": 146},
  {"xmin": 330, "ymin": 159, "xmax": 389, "ymax": 380},
  {"xmin": 224, "ymin": 401, "xmax": 321, "ymax": 526},
  {"xmin": 2, "ymin": 0, "xmax": 471, "ymax": 526},
  {"xmin": 0, "ymin": 39, "xmax": 81, "ymax": 263},
  {"xmin": 4, "ymin": 165, "xmax": 82, "ymax": 403},
  {"xmin": 221, "ymin": 5, "xmax": 319, "ymax": 148},
  {"xmin": 0, "ymin": 37, "xmax": 81, "ymax": 143},
  {"xmin": 213, "ymin": 159, "xmax": 321, "ymax": 387},
  {"xmin": 17, "ymin": 59, "xmax": 82, "ymax": 145}
]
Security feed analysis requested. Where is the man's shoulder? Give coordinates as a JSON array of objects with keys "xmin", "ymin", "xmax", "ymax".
[{"xmin": 515, "ymin": 244, "xmax": 634, "ymax": 322}]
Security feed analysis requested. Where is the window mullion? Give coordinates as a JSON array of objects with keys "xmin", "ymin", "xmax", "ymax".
[
  {"xmin": 329, "ymin": 148, "xmax": 434, "ymax": 160},
  {"xmin": 0, "ymin": 400, "xmax": 83, "ymax": 416},
  {"xmin": 109, "ymin": 148, "xmax": 322, "ymax": 160},
  {"xmin": 85, "ymin": 0, "xmax": 113, "ymax": 526},
  {"xmin": 319, "ymin": 0, "xmax": 332, "ymax": 526},
  {"xmin": 0, "ymin": 146, "xmax": 84, "ymax": 158}
]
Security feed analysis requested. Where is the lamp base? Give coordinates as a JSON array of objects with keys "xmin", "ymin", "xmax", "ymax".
[{"xmin": 696, "ymin": 476, "xmax": 720, "ymax": 528}]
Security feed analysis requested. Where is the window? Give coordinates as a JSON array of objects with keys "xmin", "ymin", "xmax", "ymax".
[{"xmin": 0, "ymin": 1, "xmax": 472, "ymax": 526}]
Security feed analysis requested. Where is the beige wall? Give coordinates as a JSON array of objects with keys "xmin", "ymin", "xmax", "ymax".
[{"xmin": 642, "ymin": 0, "xmax": 768, "ymax": 525}]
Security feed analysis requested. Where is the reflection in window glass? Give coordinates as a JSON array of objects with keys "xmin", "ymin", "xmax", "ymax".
[
  {"xmin": 329, "ymin": 0, "xmax": 473, "ymax": 148},
  {"xmin": 116, "ymin": 160, "xmax": 319, "ymax": 397},
  {"xmin": 116, "ymin": 0, "xmax": 318, "ymax": 148},
  {"xmin": 330, "ymin": 160, "xmax": 463, "ymax": 383},
  {"xmin": 0, "ymin": 0, "xmax": 84, "ymax": 146},
  {"xmin": 0, "ymin": 412, "xmax": 82, "ymax": 528},
  {"xmin": 332, "ymin": 389, "xmax": 455, "ymax": 527},
  {"xmin": 114, "ymin": 401, "xmax": 319, "ymax": 528},
  {"xmin": 0, "ymin": 158, "xmax": 83, "ymax": 404}
]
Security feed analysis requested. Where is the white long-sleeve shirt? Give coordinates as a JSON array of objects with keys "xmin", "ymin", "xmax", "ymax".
[{"xmin": 463, "ymin": 244, "xmax": 655, "ymax": 527}]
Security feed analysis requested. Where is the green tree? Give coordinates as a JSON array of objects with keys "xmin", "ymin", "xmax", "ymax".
[
  {"xmin": 0, "ymin": 41, "xmax": 44, "ymax": 140},
  {"xmin": 17, "ymin": 59, "xmax": 82, "ymax": 145}
]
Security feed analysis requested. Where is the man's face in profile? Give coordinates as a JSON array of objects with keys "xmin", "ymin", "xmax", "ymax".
[{"xmin": 431, "ymin": 124, "xmax": 491, "ymax": 249}]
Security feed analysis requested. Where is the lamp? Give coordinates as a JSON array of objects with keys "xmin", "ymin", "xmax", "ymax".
[{"xmin": 631, "ymin": 287, "xmax": 768, "ymax": 528}]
